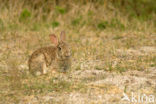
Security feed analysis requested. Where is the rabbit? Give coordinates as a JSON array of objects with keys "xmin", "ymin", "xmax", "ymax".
[{"xmin": 28, "ymin": 31, "xmax": 71, "ymax": 76}]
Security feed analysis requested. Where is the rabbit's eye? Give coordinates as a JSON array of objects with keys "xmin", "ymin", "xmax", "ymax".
[{"xmin": 58, "ymin": 47, "xmax": 61, "ymax": 51}]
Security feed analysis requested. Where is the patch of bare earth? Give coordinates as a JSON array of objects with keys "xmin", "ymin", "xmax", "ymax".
[{"xmin": 15, "ymin": 66, "xmax": 156, "ymax": 104}]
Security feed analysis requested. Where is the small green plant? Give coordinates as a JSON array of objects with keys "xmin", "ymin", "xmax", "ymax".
[
  {"xmin": 51, "ymin": 21, "xmax": 60, "ymax": 28},
  {"xmin": 97, "ymin": 19, "xmax": 125, "ymax": 30},
  {"xmin": 110, "ymin": 18, "xmax": 125, "ymax": 30},
  {"xmin": 95, "ymin": 65, "xmax": 103, "ymax": 70},
  {"xmin": 72, "ymin": 82, "xmax": 87, "ymax": 93},
  {"xmin": 75, "ymin": 64, "xmax": 81, "ymax": 70},
  {"xmin": 19, "ymin": 9, "xmax": 31, "ymax": 22},
  {"xmin": 55, "ymin": 6, "xmax": 67, "ymax": 14},
  {"xmin": 107, "ymin": 63, "xmax": 113, "ymax": 72},
  {"xmin": 124, "ymin": 85, "xmax": 127, "ymax": 93},
  {"xmin": 0, "ymin": 18, "xmax": 4, "ymax": 30},
  {"xmin": 71, "ymin": 16, "xmax": 82, "ymax": 26},
  {"xmin": 31, "ymin": 23, "xmax": 40, "ymax": 31},
  {"xmin": 87, "ymin": 10, "xmax": 94, "ymax": 16},
  {"xmin": 115, "ymin": 65, "xmax": 127, "ymax": 73},
  {"xmin": 50, "ymin": 79, "xmax": 72, "ymax": 92},
  {"xmin": 97, "ymin": 21, "xmax": 108, "ymax": 30},
  {"xmin": 8, "ymin": 23, "xmax": 19, "ymax": 30}
]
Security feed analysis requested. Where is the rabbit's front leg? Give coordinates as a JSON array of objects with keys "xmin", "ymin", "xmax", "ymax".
[{"xmin": 42, "ymin": 61, "xmax": 49, "ymax": 74}]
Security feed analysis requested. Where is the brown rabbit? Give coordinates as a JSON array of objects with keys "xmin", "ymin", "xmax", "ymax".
[{"xmin": 28, "ymin": 31, "xmax": 71, "ymax": 76}]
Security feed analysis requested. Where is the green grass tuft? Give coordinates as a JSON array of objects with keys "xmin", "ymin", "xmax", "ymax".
[
  {"xmin": 51, "ymin": 21, "xmax": 60, "ymax": 28},
  {"xmin": 55, "ymin": 6, "xmax": 67, "ymax": 14},
  {"xmin": 19, "ymin": 9, "xmax": 31, "ymax": 22}
]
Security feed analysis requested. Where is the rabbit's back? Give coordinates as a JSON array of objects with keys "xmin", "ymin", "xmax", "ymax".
[{"xmin": 28, "ymin": 46, "xmax": 57, "ymax": 75}]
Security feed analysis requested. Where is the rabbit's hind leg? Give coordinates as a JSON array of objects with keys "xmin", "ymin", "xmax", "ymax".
[
  {"xmin": 31, "ymin": 54, "xmax": 48, "ymax": 76},
  {"xmin": 33, "ymin": 62, "xmax": 48, "ymax": 76},
  {"xmin": 30, "ymin": 62, "xmax": 42, "ymax": 76}
]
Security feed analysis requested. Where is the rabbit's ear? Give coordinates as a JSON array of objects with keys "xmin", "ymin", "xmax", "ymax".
[
  {"xmin": 49, "ymin": 34, "xmax": 58, "ymax": 46},
  {"xmin": 60, "ymin": 31, "xmax": 66, "ymax": 42}
]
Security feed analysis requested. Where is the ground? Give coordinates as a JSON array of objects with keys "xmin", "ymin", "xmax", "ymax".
[{"xmin": 0, "ymin": 32, "xmax": 155, "ymax": 103}]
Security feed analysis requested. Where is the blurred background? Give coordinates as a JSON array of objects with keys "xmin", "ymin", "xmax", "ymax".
[{"xmin": 0, "ymin": 0, "xmax": 156, "ymax": 32}]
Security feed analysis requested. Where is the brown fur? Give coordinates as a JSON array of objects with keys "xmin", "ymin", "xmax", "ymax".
[{"xmin": 28, "ymin": 32, "xmax": 71, "ymax": 76}]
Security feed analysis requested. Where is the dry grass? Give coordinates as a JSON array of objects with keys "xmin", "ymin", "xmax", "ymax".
[{"xmin": 0, "ymin": 0, "xmax": 156, "ymax": 103}]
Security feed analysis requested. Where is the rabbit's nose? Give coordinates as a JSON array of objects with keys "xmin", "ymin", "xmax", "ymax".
[{"xmin": 65, "ymin": 52, "xmax": 70, "ymax": 57}]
